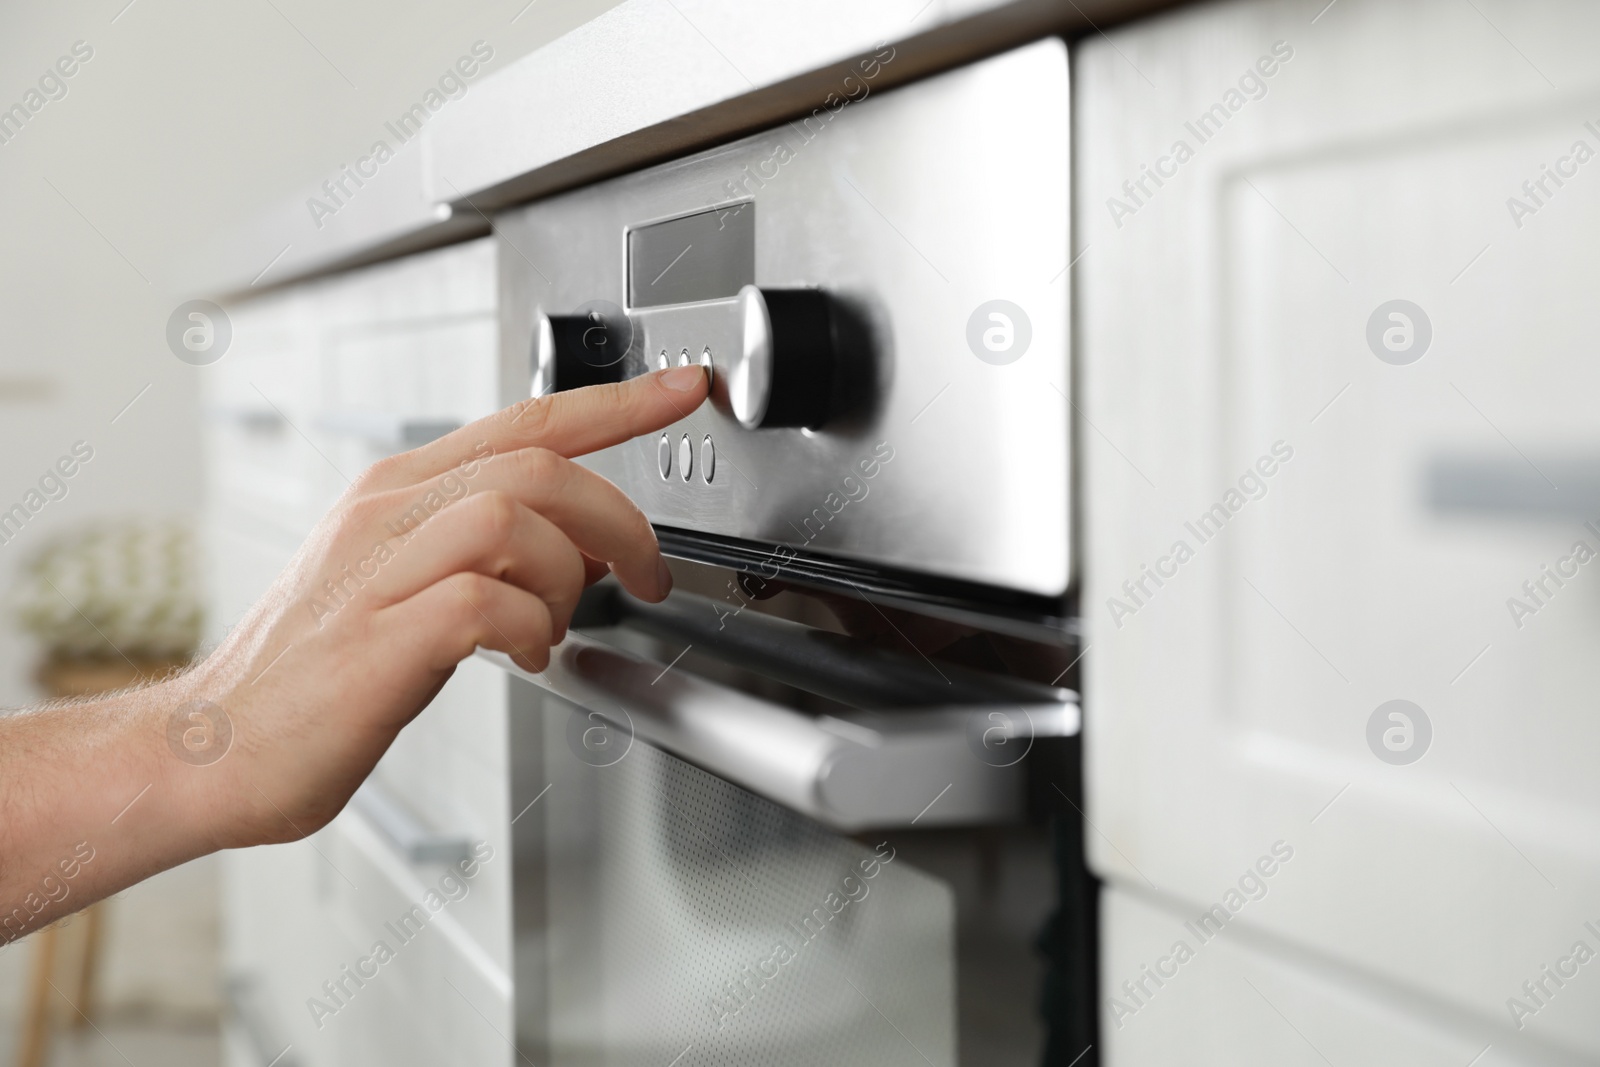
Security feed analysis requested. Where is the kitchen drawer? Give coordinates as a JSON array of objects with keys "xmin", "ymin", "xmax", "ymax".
[
  {"xmin": 321, "ymin": 800, "xmax": 512, "ymax": 1067},
  {"xmin": 226, "ymin": 800, "xmax": 510, "ymax": 1067},
  {"xmin": 322, "ymin": 317, "xmax": 498, "ymax": 425},
  {"xmin": 203, "ymin": 290, "xmax": 323, "ymax": 543},
  {"xmin": 365, "ymin": 655, "xmax": 513, "ymax": 965},
  {"xmin": 223, "ymin": 833, "xmax": 360, "ymax": 1067},
  {"xmin": 1100, "ymin": 886, "xmax": 1517, "ymax": 1066},
  {"xmin": 309, "ymin": 238, "xmax": 499, "ymax": 508},
  {"xmin": 212, "ymin": 236, "xmax": 507, "ymax": 1067},
  {"xmin": 313, "ymin": 238, "xmax": 496, "ymax": 329},
  {"xmin": 1079, "ymin": 0, "xmax": 1600, "ymax": 1059},
  {"xmin": 202, "ymin": 513, "xmax": 299, "ymax": 645},
  {"xmin": 215, "ymin": 563, "xmax": 511, "ymax": 1067},
  {"xmin": 208, "ymin": 237, "xmax": 499, "ymax": 537},
  {"xmin": 316, "ymin": 314, "xmax": 498, "ymax": 485}
]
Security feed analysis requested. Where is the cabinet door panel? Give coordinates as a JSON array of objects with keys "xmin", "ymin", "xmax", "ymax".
[
  {"xmin": 325, "ymin": 808, "xmax": 512, "ymax": 1067},
  {"xmin": 214, "ymin": 237, "xmax": 505, "ymax": 1066},
  {"xmin": 370, "ymin": 654, "xmax": 512, "ymax": 966},
  {"xmin": 1078, "ymin": 0, "xmax": 1600, "ymax": 1060},
  {"xmin": 203, "ymin": 291, "xmax": 321, "ymax": 543}
]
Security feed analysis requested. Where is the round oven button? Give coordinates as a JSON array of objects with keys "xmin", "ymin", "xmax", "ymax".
[
  {"xmin": 677, "ymin": 349, "xmax": 690, "ymax": 368},
  {"xmin": 699, "ymin": 347, "xmax": 714, "ymax": 387},
  {"xmin": 657, "ymin": 434, "xmax": 672, "ymax": 479},
  {"xmin": 701, "ymin": 435, "xmax": 715, "ymax": 483},
  {"xmin": 729, "ymin": 285, "xmax": 836, "ymax": 429},
  {"xmin": 656, "ymin": 350, "xmax": 669, "ymax": 371},
  {"xmin": 678, "ymin": 434, "xmax": 693, "ymax": 482}
]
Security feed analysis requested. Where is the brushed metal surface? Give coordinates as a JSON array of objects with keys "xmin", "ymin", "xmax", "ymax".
[
  {"xmin": 480, "ymin": 639, "xmax": 1077, "ymax": 831},
  {"xmin": 498, "ymin": 40, "xmax": 1071, "ymax": 597}
]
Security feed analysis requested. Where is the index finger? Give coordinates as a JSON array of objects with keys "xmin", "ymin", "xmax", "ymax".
[{"xmin": 371, "ymin": 364, "xmax": 709, "ymax": 491}]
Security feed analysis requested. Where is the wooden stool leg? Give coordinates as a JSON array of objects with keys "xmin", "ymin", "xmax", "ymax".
[
  {"xmin": 17, "ymin": 922, "xmax": 61, "ymax": 1067},
  {"xmin": 73, "ymin": 903, "xmax": 104, "ymax": 1029}
]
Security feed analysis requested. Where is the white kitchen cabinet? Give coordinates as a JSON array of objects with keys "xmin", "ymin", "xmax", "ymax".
[
  {"xmin": 1078, "ymin": 0, "xmax": 1600, "ymax": 1062},
  {"xmin": 201, "ymin": 289, "xmax": 322, "ymax": 549},
  {"xmin": 312, "ymin": 239, "xmax": 500, "ymax": 506},
  {"xmin": 206, "ymin": 237, "xmax": 514, "ymax": 1067}
]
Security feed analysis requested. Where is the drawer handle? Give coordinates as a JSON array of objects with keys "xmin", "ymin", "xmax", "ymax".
[
  {"xmin": 314, "ymin": 411, "xmax": 463, "ymax": 450},
  {"xmin": 1426, "ymin": 454, "xmax": 1599, "ymax": 519},
  {"xmin": 206, "ymin": 406, "xmax": 287, "ymax": 433},
  {"xmin": 349, "ymin": 780, "xmax": 475, "ymax": 865}
]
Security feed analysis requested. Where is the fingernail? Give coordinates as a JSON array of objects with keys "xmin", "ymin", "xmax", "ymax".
[
  {"xmin": 656, "ymin": 555, "xmax": 674, "ymax": 597},
  {"xmin": 661, "ymin": 365, "xmax": 707, "ymax": 392}
]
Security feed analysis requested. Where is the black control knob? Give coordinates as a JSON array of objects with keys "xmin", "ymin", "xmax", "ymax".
[
  {"xmin": 531, "ymin": 304, "xmax": 632, "ymax": 396},
  {"xmin": 728, "ymin": 285, "xmax": 838, "ymax": 429}
]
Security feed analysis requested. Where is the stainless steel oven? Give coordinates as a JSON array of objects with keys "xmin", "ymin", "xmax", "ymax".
[{"xmin": 494, "ymin": 38, "xmax": 1087, "ymax": 1066}]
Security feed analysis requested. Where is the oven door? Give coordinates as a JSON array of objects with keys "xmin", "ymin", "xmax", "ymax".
[{"xmin": 499, "ymin": 593, "xmax": 1084, "ymax": 1067}]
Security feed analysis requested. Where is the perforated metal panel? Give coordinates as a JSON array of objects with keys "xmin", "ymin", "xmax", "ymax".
[{"xmin": 524, "ymin": 696, "xmax": 957, "ymax": 1066}]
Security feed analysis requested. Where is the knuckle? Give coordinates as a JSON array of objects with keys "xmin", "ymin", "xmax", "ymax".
[
  {"xmin": 329, "ymin": 497, "xmax": 381, "ymax": 545},
  {"xmin": 355, "ymin": 455, "xmax": 401, "ymax": 493},
  {"xmin": 611, "ymin": 497, "xmax": 654, "ymax": 552},
  {"xmin": 526, "ymin": 597, "xmax": 555, "ymax": 644},
  {"xmin": 516, "ymin": 446, "xmax": 564, "ymax": 485},
  {"xmin": 545, "ymin": 558, "xmax": 585, "ymax": 620},
  {"xmin": 503, "ymin": 394, "xmax": 555, "ymax": 441},
  {"xmin": 510, "ymin": 603, "xmax": 554, "ymax": 669},
  {"xmin": 559, "ymin": 539, "xmax": 587, "ymax": 587},
  {"xmin": 349, "ymin": 491, "xmax": 394, "ymax": 528},
  {"xmin": 627, "ymin": 495, "xmax": 653, "ymax": 535},
  {"xmin": 591, "ymin": 380, "xmax": 629, "ymax": 411},
  {"xmin": 468, "ymin": 490, "xmax": 521, "ymax": 543},
  {"xmin": 450, "ymin": 572, "xmax": 496, "ymax": 616}
]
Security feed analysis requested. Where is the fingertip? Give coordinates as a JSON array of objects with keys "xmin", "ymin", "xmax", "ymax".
[
  {"xmin": 658, "ymin": 364, "xmax": 709, "ymax": 394},
  {"xmin": 514, "ymin": 647, "xmax": 551, "ymax": 673},
  {"xmin": 613, "ymin": 554, "xmax": 674, "ymax": 604}
]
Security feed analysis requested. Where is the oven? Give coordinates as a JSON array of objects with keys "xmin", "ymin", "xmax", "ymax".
[{"xmin": 494, "ymin": 38, "xmax": 1086, "ymax": 1066}]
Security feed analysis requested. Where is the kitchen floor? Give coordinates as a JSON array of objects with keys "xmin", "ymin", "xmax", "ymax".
[
  {"xmin": 0, "ymin": 1021, "xmax": 219, "ymax": 1067},
  {"xmin": 0, "ymin": 858, "xmax": 223, "ymax": 1067}
]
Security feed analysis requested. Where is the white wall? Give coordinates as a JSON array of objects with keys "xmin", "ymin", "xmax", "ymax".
[
  {"xmin": 0, "ymin": 0, "xmax": 620, "ymax": 706},
  {"xmin": 0, "ymin": 0, "xmax": 620, "ymax": 1031}
]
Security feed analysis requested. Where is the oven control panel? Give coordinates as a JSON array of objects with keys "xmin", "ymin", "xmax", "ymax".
[
  {"xmin": 497, "ymin": 38, "xmax": 1071, "ymax": 607},
  {"xmin": 533, "ymin": 203, "xmax": 841, "ymax": 432}
]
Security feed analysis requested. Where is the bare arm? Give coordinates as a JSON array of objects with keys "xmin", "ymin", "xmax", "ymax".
[{"xmin": 0, "ymin": 365, "xmax": 709, "ymax": 941}]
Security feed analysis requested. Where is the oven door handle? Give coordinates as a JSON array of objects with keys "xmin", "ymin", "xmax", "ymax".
[{"xmin": 480, "ymin": 634, "xmax": 1076, "ymax": 832}]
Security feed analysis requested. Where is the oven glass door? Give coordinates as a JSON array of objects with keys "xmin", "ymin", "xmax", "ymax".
[
  {"xmin": 504, "ymin": 614, "xmax": 1072, "ymax": 1066},
  {"xmin": 525, "ymin": 698, "xmax": 957, "ymax": 1066}
]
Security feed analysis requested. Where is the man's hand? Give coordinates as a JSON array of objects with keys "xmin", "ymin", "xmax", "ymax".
[
  {"xmin": 0, "ymin": 365, "xmax": 707, "ymax": 940},
  {"xmin": 188, "ymin": 364, "xmax": 710, "ymax": 847}
]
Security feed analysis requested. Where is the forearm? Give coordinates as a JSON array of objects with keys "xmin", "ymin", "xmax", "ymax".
[{"xmin": 0, "ymin": 676, "xmax": 213, "ymax": 942}]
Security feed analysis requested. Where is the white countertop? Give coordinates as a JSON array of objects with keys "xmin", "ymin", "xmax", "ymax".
[{"xmin": 204, "ymin": 0, "xmax": 1174, "ymax": 296}]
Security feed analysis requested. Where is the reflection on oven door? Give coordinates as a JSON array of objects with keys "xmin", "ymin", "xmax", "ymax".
[{"xmin": 518, "ymin": 694, "xmax": 957, "ymax": 1067}]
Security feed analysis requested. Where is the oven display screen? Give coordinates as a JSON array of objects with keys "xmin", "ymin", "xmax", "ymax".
[{"xmin": 627, "ymin": 205, "xmax": 755, "ymax": 309}]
